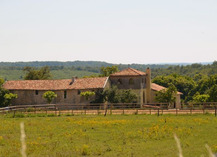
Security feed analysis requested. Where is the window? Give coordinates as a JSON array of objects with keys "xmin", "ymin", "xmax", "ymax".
[
  {"xmin": 35, "ymin": 90, "xmax": 39, "ymax": 95},
  {"xmin": 64, "ymin": 90, "xmax": 67, "ymax": 99},
  {"xmin": 129, "ymin": 78, "xmax": 134, "ymax": 85},
  {"xmin": 78, "ymin": 90, "xmax": 81, "ymax": 95},
  {"xmin": 117, "ymin": 79, "xmax": 122, "ymax": 85}
]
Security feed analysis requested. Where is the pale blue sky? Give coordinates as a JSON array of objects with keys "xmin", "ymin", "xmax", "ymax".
[{"xmin": 0, "ymin": 0, "xmax": 217, "ymax": 64}]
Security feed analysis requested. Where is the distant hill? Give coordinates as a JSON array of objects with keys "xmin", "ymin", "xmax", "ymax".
[
  {"xmin": 0, "ymin": 61, "xmax": 112, "ymax": 67},
  {"xmin": 0, "ymin": 61, "xmax": 212, "ymax": 67},
  {"xmin": 0, "ymin": 61, "xmax": 174, "ymax": 68},
  {"xmin": 0, "ymin": 61, "xmax": 216, "ymax": 80}
]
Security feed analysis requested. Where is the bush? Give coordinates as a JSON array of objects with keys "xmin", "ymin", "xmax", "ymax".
[{"xmin": 43, "ymin": 91, "xmax": 57, "ymax": 104}]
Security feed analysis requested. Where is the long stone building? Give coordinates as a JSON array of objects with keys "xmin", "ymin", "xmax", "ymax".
[{"xmin": 3, "ymin": 68, "xmax": 182, "ymax": 108}]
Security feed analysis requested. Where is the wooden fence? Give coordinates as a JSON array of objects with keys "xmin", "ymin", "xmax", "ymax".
[{"xmin": 0, "ymin": 102, "xmax": 217, "ymax": 117}]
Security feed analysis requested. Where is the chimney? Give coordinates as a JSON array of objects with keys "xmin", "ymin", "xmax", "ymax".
[
  {"xmin": 70, "ymin": 76, "xmax": 77, "ymax": 85},
  {"xmin": 146, "ymin": 67, "xmax": 151, "ymax": 103}
]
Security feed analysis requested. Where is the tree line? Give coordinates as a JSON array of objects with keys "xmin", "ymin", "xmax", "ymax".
[
  {"xmin": 153, "ymin": 73, "xmax": 217, "ymax": 103},
  {"xmin": 1, "ymin": 62, "xmax": 217, "ymax": 107},
  {"xmin": 1, "ymin": 61, "xmax": 217, "ymax": 80}
]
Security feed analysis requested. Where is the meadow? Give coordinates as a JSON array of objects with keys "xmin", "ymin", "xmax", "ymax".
[
  {"xmin": 0, "ymin": 69, "xmax": 98, "ymax": 80},
  {"xmin": 0, "ymin": 114, "xmax": 217, "ymax": 157}
]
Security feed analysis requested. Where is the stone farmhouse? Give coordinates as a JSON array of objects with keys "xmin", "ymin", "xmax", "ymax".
[{"xmin": 3, "ymin": 68, "xmax": 182, "ymax": 108}]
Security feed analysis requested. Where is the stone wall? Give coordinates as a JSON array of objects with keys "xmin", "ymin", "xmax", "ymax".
[
  {"xmin": 10, "ymin": 89, "xmax": 102, "ymax": 105},
  {"xmin": 109, "ymin": 76, "xmax": 146, "ymax": 89}
]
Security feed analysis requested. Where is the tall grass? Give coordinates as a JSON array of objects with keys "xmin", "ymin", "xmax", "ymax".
[
  {"xmin": 0, "ymin": 114, "xmax": 217, "ymax": 156},
  {"xmin": 174, "ymin": 134, "xmax": 183, "ymax": 157},
  {"xmin": 20, "ymin": 122, "xmax": 27, "ymax": 157}
]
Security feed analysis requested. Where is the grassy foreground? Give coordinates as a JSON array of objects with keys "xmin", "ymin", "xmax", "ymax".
[{"xmin": 0, "ymin": 114, "xmax": 217, "ymax": 157}]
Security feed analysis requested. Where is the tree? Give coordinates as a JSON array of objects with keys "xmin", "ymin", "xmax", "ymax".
[
  {"xmin": 23, "ymin": 66, "xmax": 52, "ymax": 80},
  {"xmin": 103, "ymin": 86, "xmax": 121, "ymax": 103},
  {"xmin": 192, "ymin": 92, "xmax": 209, "ymax": 103},
  {"xmin": 152, "ymin": 74, "xmax": 196, "ymax": 101},
  {"xmin": 100, "ymin": 66, "xmax": 119, "ymax": 76},
  {"xmin": 0, "ymin": 88, "xmax": 17, "ymax": 107},
  {"xmin": 0, "ymin": 88, "xmax": 9, "ymax": 107},
  {"xmin": 207, "ymin": 85, "xmax": 217, "ymax": 102},
  {"xmin": 42, "ymin": 91, "xmax": 57, "ymax": 104},
  {"xmin": 103, "ymin": 86, "xmax": 138, "ymax": 103},
  {"xmin": 38, "ymin": 66, "xmax": 52, "ymax": 80},
  {"xmin": 120, "ymin": 90, "xmax": 137, "ymax": 103},
  {"xmin": 80, "ymin": 91, "xmax": 95, "ymax": 100},
  {"xmin": 155, "ymin": 84, "xmax": 177, "ymax": 105},
  {"xmin": 4, "ymin": 93, "xmax": 18, "ymax": 106},
  {"xmin": 91, "ymin": 90, "xmax": 105, "ymax": 103},
  {"xmin": 0, "ymin": 78, "xmax": 4, "ymax": 86}
]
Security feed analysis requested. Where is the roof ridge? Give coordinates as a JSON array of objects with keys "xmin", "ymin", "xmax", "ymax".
[
  {"xmin": 129, "ymin": 68, "xmax": 143, "ymax": 75},
  {"xmin": 9, "ymin": 79, "xmax": 63, "ymax": 81}
]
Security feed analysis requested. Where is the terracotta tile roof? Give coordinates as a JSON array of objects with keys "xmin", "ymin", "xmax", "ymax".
[
  {"xmin": 3, "ymin": 77, "xmax": 108, "ymax": 90},
  {"xmin": 68, "ymin": 77, "xmax": 108, "ymax": 90},
  {"xmin": 151, "ymin": 83, "xmax": 182, "ymax": 95},
  {"xmin": 110, "ymin": 68, "xmax": 146, "ymax": 76}
]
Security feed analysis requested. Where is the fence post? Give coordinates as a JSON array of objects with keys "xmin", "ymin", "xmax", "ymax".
[
  {"xmin": 157, "ymin": 108, "xmax": 159, "ymax": 116},
  {"xmin": 55, "ymin": 105, "xmax": 57, "ymax": 116},
  {"xmin": 110, "ymin": 104, "xmax": 112, "ymax": 115},
  {"xmin": 215, "ymin": 106, "xmax": 216, "ymax": 117},
  {"xmin": 122, "ymin": 104, "xmax": 125, "ymax": 115},
  {"xmin": 104, "ymin": 103, "xmax": 108, "ymax": 116},
  {"xmin": 176, "ymin": 108, "xmax": 178, "ymax": 116}
]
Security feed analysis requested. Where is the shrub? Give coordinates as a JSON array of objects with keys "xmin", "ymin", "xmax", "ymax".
[{"xmin": 42, "ymin": 91, "xmax": 57, "ymax": 104}]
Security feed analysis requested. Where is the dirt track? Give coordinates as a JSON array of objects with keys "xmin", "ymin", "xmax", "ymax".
[{"xmin": 8, "ymin": 109, "xmax": 215, "ymax": 116}]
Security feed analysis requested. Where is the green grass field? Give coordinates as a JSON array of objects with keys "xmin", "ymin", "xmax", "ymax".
[
  {"xmin": 0, "ymin": 114, "xmax": 217, "ymax": 157},
  {"xmin": 0, "ymin": 69, "xmax": 98, "ymax": 80}
]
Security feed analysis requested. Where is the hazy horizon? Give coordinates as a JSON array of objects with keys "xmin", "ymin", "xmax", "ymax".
[
  {"xmin": 0, "ymin": 60, "xmax": 214, "ymax": 65},
  {"xmin": 1, "ymin": 0, "xmax": 217, "ymax": 64}
]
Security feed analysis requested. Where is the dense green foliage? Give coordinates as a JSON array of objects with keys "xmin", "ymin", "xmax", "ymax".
[
  {"xmin": 91, "ymin": 86, "xmax": 137, "ymax": 103},
  {"xmin": 119, "ymin": 90, "xmax": 138, "ymax": 103},
  {"xmin": 3, "ymin": 93, "xmax": 18, "ymax": 106},
  {"xmin": 0, "ymin": 78, "xmax": 4, "ymax": 86},
  {"xmin": 104, "ymin": 86, "xmax": 122, "ymax": 103},
  {"xmin": 152, "ymin": 61, "xmax": 217, "ymax": 78},
  {"xmin": 42, "ymin": 91, "xmax": 57, "ymax": 104},
  {"xmin": 80, "ymin": 91, "xmax": 95, "ymax": 100},
  {"xmin": 153, "ymin": 74, "xmax": 195, "ymax": 100},
  {"xmin": 100, "ymin": 66, "xmax": 119, "ymax": 76},
  {"xmin": 103, "ymin": 86, "xmax": 137, "ymax": 103},
  {"xmin": 1, "ymin": 114, "xmax": 217, "ymax": 156},
  {"xmin": 153, "ymin": 74, "xmax": 217, "ymax": 102},
  {"xmin": 23, "ymin": 66, "xmax": 52, "ymax": 80},
  {"xmin": 0, "ymin": 88, "xmax": 10, "ymax": 107},
  {"xmin": 192, "ymin": 93, "xmax": 210, "ymax": 103},
  {"xmin": 0, "ymin": 81, "xmax": 17, "ymax": 107},
  {"xmin": 155, "ymin": 84, "xmax": 177, "ymax": 104}
]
